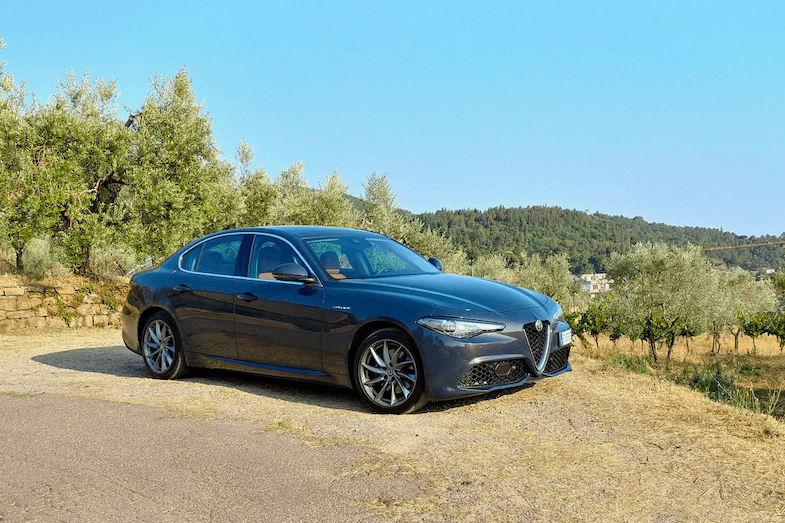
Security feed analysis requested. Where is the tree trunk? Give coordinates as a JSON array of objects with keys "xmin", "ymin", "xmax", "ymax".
[
  {"xmin": 666, "ymin": 339, "xmax": 676, "ymax": 363},
  {"xmin": 752, "ymin": 337, "xmax": 758, "ymax": 355},
  {"xmin": 648, "ymin": 336, "xmax": 659, "ymax": 363},
  {"xmin": 733, "ymin": 331, "xmax": 740, "ymax": 355},
  {"xmin": 713, "ymin": 333, "xmax": 721, "ymax": 355},
  {"xmin": 15, "ymin": 247, "xmax": 23, "ymax": 271}
]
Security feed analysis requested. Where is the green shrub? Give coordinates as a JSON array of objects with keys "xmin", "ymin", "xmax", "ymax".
[
  {"xmin": 675, "ymin": 362, "xmax": 736, "ymax": 402},
  {"xmin": 21, "ymin": 237, "xmax": 71, "ymax": 279},
  {"xmin": 735, "ymin": 358, "xmax": 764, "ymax": 377},
  {"xmin": 604, "ymin": 354, "xmax": 653, "ymax": 375},
  {"xmin": 87, "ymin": 243, "xmax": 141, "ymax": 277}
]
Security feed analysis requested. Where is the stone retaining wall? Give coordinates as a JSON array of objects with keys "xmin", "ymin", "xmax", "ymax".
[{"xmin": 0, "ymin": 284, "xmax": 124, "ymax": 334}]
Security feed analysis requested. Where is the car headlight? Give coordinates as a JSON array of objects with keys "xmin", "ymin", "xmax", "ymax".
[
  {"xmin": 552, "ymin": 303, "xmax": 564, "ymax": 323},
  {"xmin": 417, "ymin": 317, "xmax": 505, "ymax": 339}
]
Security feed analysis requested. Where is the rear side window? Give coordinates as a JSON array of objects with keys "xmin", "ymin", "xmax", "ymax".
[
  {"xmin": 181, "ymin": 245, "xmax": 202, "ymax": 272},
  {"xmin": 187, "ymin": 235, "xmax": 248, "ymax": 276}
]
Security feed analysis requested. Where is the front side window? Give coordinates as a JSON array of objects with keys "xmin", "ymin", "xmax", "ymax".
[{"xmin": 249, "ymin": 235, "xmax": 304, "ymax": 280}]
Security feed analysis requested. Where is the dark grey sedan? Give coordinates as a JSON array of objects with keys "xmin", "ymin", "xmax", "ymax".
[{"xmin": 122, "ymin": 226, "xmax": 572, "ymax": 413}]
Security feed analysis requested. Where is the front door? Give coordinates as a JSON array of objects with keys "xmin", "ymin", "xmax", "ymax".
[{"xmin": 233, "ymin": 234, "xmax": 325, "ymax": 373}]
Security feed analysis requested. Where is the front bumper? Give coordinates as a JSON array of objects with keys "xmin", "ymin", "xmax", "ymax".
[{"xmin": 418, "ymin": 318, "xmax": 573, "ymax": 401}]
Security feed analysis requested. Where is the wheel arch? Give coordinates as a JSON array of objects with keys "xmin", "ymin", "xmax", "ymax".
[{"xmin": 347, "ymin": 318, "xmax": 421, "ymax": 392}]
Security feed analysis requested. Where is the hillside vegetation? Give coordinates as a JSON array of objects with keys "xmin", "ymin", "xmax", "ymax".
[{"xmin": 418, "ymin": 206, "xmax": 785, "ymax": 274}]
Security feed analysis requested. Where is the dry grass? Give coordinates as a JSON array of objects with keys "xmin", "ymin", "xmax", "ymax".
[{"xmin": 575, "ymin": 332, "xmax": 785, "ymax": 416}]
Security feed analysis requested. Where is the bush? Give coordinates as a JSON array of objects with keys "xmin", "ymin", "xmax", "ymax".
[
  {"xmin": 675, "ymin": 362, "xmax": 736, "ymax": 402},
  {"xmin": 86, "ymin": 243, "xmax": 141, "ymax": 277},
  {"xmin": 604, "ymin": 354, "xmax": 653, "ymax": 375},
  {"xmin": 20, "ymin": 237, "xmax": 71, "ymax": 279}
]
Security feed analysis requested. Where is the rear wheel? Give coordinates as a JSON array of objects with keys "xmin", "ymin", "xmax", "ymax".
[
  {"xmin": 141, "ymin": 312, "xmax": 188, "ymax": 379},
  {"xmin": 354, "ymin": 328, "xmax": 427, "ymax": 414}
]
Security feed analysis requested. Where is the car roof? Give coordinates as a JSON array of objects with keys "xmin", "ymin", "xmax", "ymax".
[{"xmin": 224, "ymin": 226, "xmax": 386, "ymax": 241}]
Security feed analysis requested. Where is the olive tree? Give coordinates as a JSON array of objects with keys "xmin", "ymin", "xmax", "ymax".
[
  {"xmin": 736, "ymin": 277, "xmax": 776, "ymax": 355},
  {"xmin": 712, "ymin": 268, "xmax": 776, "ymax": 354},
  {"xmin": 122, "ymin": 69, "xmax": 240, "ymax": 262},
  {"xmin": 234, "ymin": 140, "xmax": 275, "ymax": 227},
  {"xmin": 516, "ymin": 252, "xmax": 582, "ymax": 307},
  {"xmin": 1, "ymin": 65, "xmax": 132, "ymax": 272},
  {"xmin": 577, "ymin": 295, "xmax": 612, "ymax": 349},
  {"xmin": 266, "ymin": 162, "xmax": 357, "ymax": 228},
  {"xmin": 471, "ymin": 253, "xmax": 515, "ymax": 284},
  {"xmin": 607, "ymin": 243, "xmax": 717, "ymax": 363}
]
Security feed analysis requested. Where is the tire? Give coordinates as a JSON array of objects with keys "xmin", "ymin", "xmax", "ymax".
[
  {"xmin": 354, "ymin": 328, "xmax": 427, "ymax": 414},
  {"xmin": 141, "ymin": 312, "xmax": 189, "ymax": 379}
]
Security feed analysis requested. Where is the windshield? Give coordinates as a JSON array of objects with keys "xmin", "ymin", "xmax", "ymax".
[{"xmin": 305, "ymin": 235, "xmax": 441, "ymax": 280}]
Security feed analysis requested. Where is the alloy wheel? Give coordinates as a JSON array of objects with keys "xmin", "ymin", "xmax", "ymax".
[
  {"xmin": 143, "ymin": 319, "xmax": 175, "ymax": 374},
  {"xmin": 358, "ymin": 338, "xmax": 418, "ymax": 409}
]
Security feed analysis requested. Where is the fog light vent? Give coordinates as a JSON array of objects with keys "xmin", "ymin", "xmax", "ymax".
[{"xmin": 494, "ymin": 362, "xmax": 511, "ymax": 377}]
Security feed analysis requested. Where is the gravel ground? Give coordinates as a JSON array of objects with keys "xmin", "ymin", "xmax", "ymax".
[{"xmin": 2, "ymin": 328, "xmax": 785, "ymax": 522}]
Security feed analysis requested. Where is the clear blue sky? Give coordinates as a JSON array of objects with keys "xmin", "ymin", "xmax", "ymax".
[{"xmin": 3, "ymin": 1, "xmax": 784, "ymax": 237}]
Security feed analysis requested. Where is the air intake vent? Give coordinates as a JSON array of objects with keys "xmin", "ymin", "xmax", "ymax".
[
  {"xmin": 457, "ymin": 360, "xmax": 527, "ymax": 389},
  {"xmin": 545, "ymin": 346, "xmax": 570, "ymax": 374}
]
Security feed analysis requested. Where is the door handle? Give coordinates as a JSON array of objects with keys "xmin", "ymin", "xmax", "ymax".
[
  {"xmin": 236, "ymin": 292, "xmax": 258, "ymax": 302},
  {"xmin": 172, "ymin": 285, "xmax": 191, "ymax": 293}
]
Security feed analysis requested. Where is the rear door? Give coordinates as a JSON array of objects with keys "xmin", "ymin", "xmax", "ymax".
[{"xmin": 167, "ymin": 234, "xmax": 252, "ymax": 360}]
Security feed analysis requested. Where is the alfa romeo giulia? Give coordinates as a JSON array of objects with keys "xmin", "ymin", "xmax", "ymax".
[{"xmin": 122, "ymin": 226, "xmax": 572, "ymax": 413}]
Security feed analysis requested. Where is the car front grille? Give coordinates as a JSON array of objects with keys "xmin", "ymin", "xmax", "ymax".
[
  {"xmin": 544, "ymin": 346, "xmax": 570, "ymax": 374},
  {"xmin": 457, "ymin": 359, "xmax": 527, "ymax": 389},
  {"xmin": 523, "ymin": 321, "xmax": 549, "ymax": 363}
]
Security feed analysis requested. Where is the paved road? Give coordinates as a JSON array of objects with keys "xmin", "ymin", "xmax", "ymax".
[{"xmin": 0, "ymin": 393, "xmax": 409, "ymax": 523}]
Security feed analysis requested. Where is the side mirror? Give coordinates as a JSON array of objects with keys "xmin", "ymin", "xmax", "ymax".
[
  {"xmin": 272, "ymin": 263, "xmax": 318, "ymax": 284},
  {"xmin": 428, "ymin": 257, "xmax": 444, "ymax": 272}
]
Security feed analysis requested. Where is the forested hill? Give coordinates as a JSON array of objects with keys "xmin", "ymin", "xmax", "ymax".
[{"xmin": 417, "ymin": 206, "xmax": 785, "ymax": 274}]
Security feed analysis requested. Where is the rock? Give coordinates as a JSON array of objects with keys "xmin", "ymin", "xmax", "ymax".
[
  {"xmin": 76, "ymin": 304, "xmax": 92, "ymax": 316},
  {"xmin": 0, "ymin": 298, "xmax": 17, "ymax": 312},
  {"xmin": 7, "ymin": 310, "xmax": 34, "ymax": 320},
  {"xmin": 0, "ymin": 319, "xmax": 17, "ymax": 333},
  {"xmin": 1, "ymin": 287, "xmax": 24, "ymax": 296},
  {"xmin": 46, "ymin": 316, "xmax": 68, "ymax": 329},
  {"xmin": 27, "ymin": 317, "xmax": 46, "ymax": 328},
  {"xmin": 83, "ymin": 293, "xmax": 101, "ymax": 304}
]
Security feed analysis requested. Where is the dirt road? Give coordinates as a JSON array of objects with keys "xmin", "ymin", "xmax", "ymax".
[{"xmin": 1, "ymin": 329, "xmax": 785, "ymax": 522}]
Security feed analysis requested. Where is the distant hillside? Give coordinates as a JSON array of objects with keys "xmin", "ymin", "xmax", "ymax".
[{"xmin": 417, "ymin": 206, "xmax": 785, "ymax": 274}]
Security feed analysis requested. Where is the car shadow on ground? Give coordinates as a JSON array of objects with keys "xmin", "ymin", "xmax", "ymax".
[
  {"xmin": 31, "ymin": 345, "xmax": 366, "ymax": 413},
  {"xmin": 32, "ymin": 345, "xmax": 150, "ymax": 379},
  {"xmin": 31, "ymin": 345, "xmax": 528, "ymax": 415}
]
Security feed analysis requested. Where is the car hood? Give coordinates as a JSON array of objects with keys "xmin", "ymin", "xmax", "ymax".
[{"xmin": 346, "ymin": 273, "xmax": 547, "ymax": 315}]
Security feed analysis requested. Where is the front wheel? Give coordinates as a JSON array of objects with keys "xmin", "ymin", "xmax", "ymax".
[
  {"xmin": 354, "ymin": 329, "xmax": 427, "ymax": 414},
  {"xmin": 141, "ymin": 312, "xmax": 189, "ymax": 379}
]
